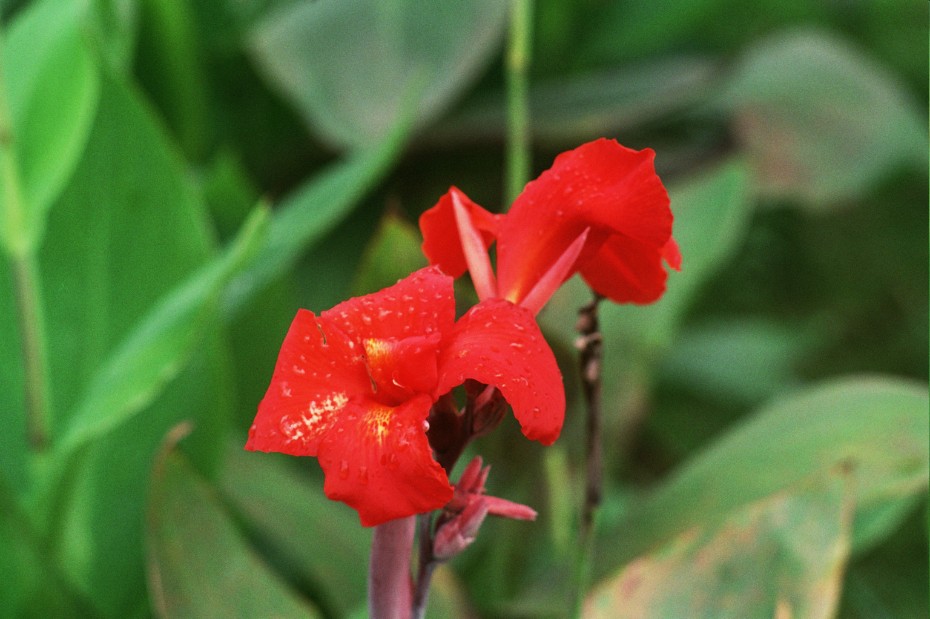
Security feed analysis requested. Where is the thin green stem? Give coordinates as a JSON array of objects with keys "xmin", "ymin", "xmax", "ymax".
[
  {"xmin": 0, "ymin": 31, "xmax": 52, "ymax": 450},
  {"xmin": 12, "ymin": 253, "xmax": 51, "ymax": 449},
  {"xmin": 505, "ymin": 0, "xmax": 533, "ymax": 205}
]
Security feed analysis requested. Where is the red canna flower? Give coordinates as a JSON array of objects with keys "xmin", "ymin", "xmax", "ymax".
[
  {"xmin": 246, "ymin": 267, "xmax": 563, "ymax": 526},
  {"xmin": 419, "ymin": 138, "xmax": 681, "ymax": 313}
]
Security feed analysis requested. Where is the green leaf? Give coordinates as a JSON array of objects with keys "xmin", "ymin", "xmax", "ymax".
[
  {"xmin": 594, "ymin": 377, "xmax": 929, "ymax": 578},
  {"xmin": 59, "ymin": 205, "xmax": 267, "ymax": 454},
  {"xmin": 0, "ymin": 470, "xmax": 101, "ymax": 617},
  {"xmin": 249, "ymin": 0, "xmax": 508, "ymax": 149},
  {"xmin": 218, "ymin": 444, "xmax": 369, "ymax": 617},
  {"xmin": 84, "ymin": 0, "xmax": 139, "ymax": 73},
  {"xmin": 221, "ymin": 116, "xmax": 411, "ymax": 317},
  {"xmin": 429, "ymin": 56, "xmax": 718, "ymax": 147},
  {"xmin": 22, "ymin": 68, "xmax": 233, "ymax": 615},
  {"xmin": 2, "ymin": 0, "xmax": 100, "ymax": 250},
  {"xmin": 658, "ymin": 318, "xmax": 816, "ymax": 405},
  {"xmin": 721, "ymin": 29, "xmax": 927, "ymax": 206},
  {"xmin": 351, "ymin": 212, "xmax": 426, "ymax": 296},
  {"xmin": 584, "ymin": 473, "xmax": 853, "ymax": 619},
  {"xmin": 148, "ymin": 434, "xmax": 321, "ymax": 618}
]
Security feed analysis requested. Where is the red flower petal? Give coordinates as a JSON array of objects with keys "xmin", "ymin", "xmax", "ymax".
[
  {"xmin": 436, "ymin": 299, "xmax": 564, "ymax": 445},
  {"xmin": 246, "ymin": 310, "xmax": 371, "ymax": 456},
  {"xmin": 322, "ymin": 266, "xmax": 456, "ymax": 342},
  {"xmin": 363, "ymin": 333, "xmax": 442, "ymax": 404},
  {"xmin": 318, "ymin": 394, "xmax": 453, "ymax": 526},
  {"xmin": 497, "ymin": 139, "xmax": 672, "ymax": 305},
  {"xmin": 579, "ymin": 234, "xmax": 673, "ymax": 304},
  {"xmin": 419, "ymin": 187, "xmax": 500, "ymax": 278}
]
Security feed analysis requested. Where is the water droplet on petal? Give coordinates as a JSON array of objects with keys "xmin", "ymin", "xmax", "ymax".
[
  {"xmin": 359, "ymin": 466, "xmax": 369, "ymax": 484},
  {"xmin": 339, "ymin": 460, "xmax": 350, "ymax": 479}
]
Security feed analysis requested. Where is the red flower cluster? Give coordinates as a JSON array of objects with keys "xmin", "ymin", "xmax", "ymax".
[{"xmin": 246, "ymin": 138, "xmax": 677, "ymax": 526}]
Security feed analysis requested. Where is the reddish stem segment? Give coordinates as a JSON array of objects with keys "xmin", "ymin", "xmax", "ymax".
[{"xmin": 368, "ymin": 516, "xmax": 416, "ymax": 619}]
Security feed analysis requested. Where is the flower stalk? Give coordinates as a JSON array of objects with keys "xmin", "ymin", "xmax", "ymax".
[
  {"xmin": 505, "ymin": 0, "xmax": 533, "ymax": 204},
  {"xmin": 0, "ymin": 36, "xmax": 52, "ymax": 450},
  {"xmin": 368, "ymin": 516, "xmax": 416, "ymax": 619},
  {"xmin": 572, "ymin": 293, "xmax": 604, "ymax": 615}
]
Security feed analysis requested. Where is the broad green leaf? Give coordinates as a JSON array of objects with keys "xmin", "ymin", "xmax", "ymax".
[
  {"xmin": 584, "ymin": 473, "xmax": 853, "ymax": 619},
  {"xmin": 658, "ymin": 318, "xmax": 816, "ymax": 405},
  {"xmin": 351, "ymin": 212, "xmax": 426, "ymax": 296},
  {"xmin": 82, "ymin": 0, "xmax": 139, "ymax": 73},
  {"xmin": 222, "ymin": 115, "xmax": 411, "ymax": 317},
  {"xmin": 429, "ymin": 56, "xmax": 718, "ymax": 147},
  {"xmin": 135, "ymin": 0, "xmax": 210, "ymax": 159},
  {"xmin": 59, "ymin": 205, "xmax": 267, "ymax": 453},
  {"xmin": 218, "ymin": 444, "xmax": 369, "ymax": 617},
  {"xmin": 26, "ymin": 69, "xmax": 231, "ymax": 615},
  {"xmin": 249, "ymin": 0, "xmax": 508, "ymax": 149},
  {"xmin": 57, "ymin": 331, "xmax": 236, "ymax": 616},
  {"xmin": 721, "ymin": 29, "xmax": 927, "ymax": 206},
  {"xmin": 2, "ymin": 0, "xmax": 100, "ymax": 251},
  {"xmin": 0, "ymin": 470, "xmax": 101, "ymax": 617},
  {"xmin": 594, "ymin": 377, "xmax": 929, "ymax": 579},
  {"xmin": 148, "ymin": 438, "xmax": 320, "ymax": 618}
]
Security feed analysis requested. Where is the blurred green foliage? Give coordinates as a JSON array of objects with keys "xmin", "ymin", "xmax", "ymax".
[{"xmin": 0, "ymin": 0, "xmax": 926, "ymax": 617}]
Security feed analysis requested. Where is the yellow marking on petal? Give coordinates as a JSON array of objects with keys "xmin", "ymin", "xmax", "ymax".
[
  {"xmin": 365, "ymin": 405, "xmax": 393, "ymax": 444},
  {"xmin": 363, "ymin": 338, "xmax": 390, "ymax": 363}
]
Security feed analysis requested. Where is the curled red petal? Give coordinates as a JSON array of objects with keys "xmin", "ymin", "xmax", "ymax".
[
  {"xmin": 246, "ymin": 310, "xmax": 371, "ymax": 456},
  {"xmin": 318, "ymin": 394, "xmax": 453, "ymax": 527},
  {"xmin": 363, "ymin": 333, "xmax": 442, "ymax": 403},
  {"xmin": 497, "ymin": 138, "xmax": 672, "ymax": 304},
  {"xmin": 322, "ymin": 266, "xmax": 456, "ymax": 343},
  {"xmin": 580, "ymin": 233, "xmax": 672, "ymax": 304},
  {"xmin": 436, "ymin": 299, "xmax": 564, "ymax": 445},
  {"xmin": 419, "ymin": 187, "xmax": 500, "ymax": 278}
]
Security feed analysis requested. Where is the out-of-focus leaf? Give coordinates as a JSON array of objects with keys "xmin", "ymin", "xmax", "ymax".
[
  {"xmin": 218, "ymin": 444, "xmax": 369, "ymax": 617},
  {"xmin": 1, "ymin": 0, "xmax": 99, "ymax": 252},
  {"xmin": 659, "ymin": 318, "xmax": 816, "ymax": 405},
  {"xmin": 199, "ymin": 149, "xmax": 261, "ymax": 242},
  {"xmin": 584, "ymin": 473, "xmax": 853, "ymax": 619},
  {"xmin": 59, "ymin": 206, "xmax": 267, "ymax": 454},
  {"xmin": 249, "ymin": 0, "xmax": 508, "ymax": 149},
  {"xmin": 30, "ymin": 69, "xmax": 228, "ymax": 615},
  {"xmin": 222, "ymin": 115, "xmax": 411, "ymax": 316},
  {"xmin": 85, "ymin": 0, "xmax": 139, "ymax": 72},
  {"xmin": 429, "ymin": 57, "xmax": 718, "ymax": 147},
  {"xmin": 0, "ymin": 470, "xmax": 100, "ymax": 617},
  {"xmin": 148, "ymin": 434, "xmax": 320, "ymax": 618},
  {"xmin": 721, "ymin": 29, "xmax": 927, "ymax": 206},
  {"xmin": 351, "ymin": 211, "xmax": 425, "ymax": 296},
  {"xmin": 135, "ymin": 0, "xmax": 210, "ymax": 159},
  {"xmin": 595, "ymin": 377, "xmax": 929, "ymax": 578},
  {"xmin": 841, "ymin": 508, "xmax": 929, "ymax": 618}
]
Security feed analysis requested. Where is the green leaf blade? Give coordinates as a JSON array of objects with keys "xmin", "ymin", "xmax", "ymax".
[
  {"xmin": 148, "ymin": 441, "xmax": 321, "ymax": 618},
  {"xmin": 3, "ymin": 0, "xmax": 101, "ymax": 247}
]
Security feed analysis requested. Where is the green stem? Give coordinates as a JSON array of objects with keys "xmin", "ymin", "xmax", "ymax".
[
  {"xmin": 12, "ymin": 253, "xmax": 51, "ymax": 449},
  {"xmin": 505, "ymin": 0, "xmax": 533, "ymax": 205},
  {"xmin": 0, "ymin": 32, "xmax": 52, "ymax": 450}
]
